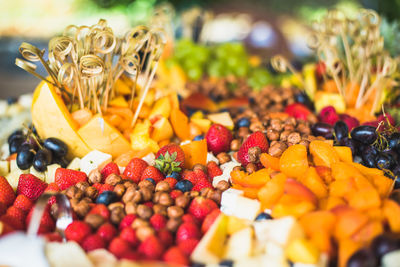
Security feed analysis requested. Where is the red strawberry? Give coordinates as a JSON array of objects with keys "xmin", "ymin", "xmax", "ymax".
[
  {"xmin": 1, "ymin": 214, "xmax": 24, "ymax": 230},
  {"xmin": 82, "ymin": 234, "xmax": 105, "ymax": 252},
  {"xmin": 101, "ymin": 162, "xmax": 120, "ymax": 182},
  {"xmin": 42, "ymin": 232, "xmax": 63, "ymax": 242},
  {"xmin": 192, "ymin": 178, "xmax": 213, "ymax": 192},
  {"xmin": 178, "ymin": 238, "xmax": 199, "ymax": 255},
  {"xmin": 237, "ymin": 131, "xmax": 269, "ymax": 167},
  {"xmin": 176, "ymin": 222, "xmax": 200, "ymax": 243},
  {"xmin": 109, "ymin": 237, "xmax": 131, "ymax": 258},
  {"xmin": 65, "ymin": 221, "xmax": 92, "ymax": 244},
  {"xmin": 92, "ymin": 183, "xmax": 102, "ymax": 191},
  {"xmin": 207, "ymin": 161, "xmax": 222, "ymax": 178},
  {"xmin": 123, "ymin": 158, "xmax": 148, "ymax": 183},
  {"xmin": 0, "ymin": 176, "xmax": 15, "ymax": 206},
  {"xmin": 120, "ymin": 250, "xmax": 141, "ymax": 261},
  {"xmin": 201, "ymin": 209, "xmax": 220, "ymax": 233},
  {"xmin": 183, "ymin": 170, "xmax": 197, "ymax": 184},
  {"xmin": 55, "ymin": 168, "xmax": 87, "ymax": 191},
  {"xmin": 26, "ymin": 208, "xmax": 55, "ymax": 234},
  {"xmin": 318, "ymin": 106, "xmax": 339, "ymax": 125},
  {"xmin": 97, "ymin": 223, "xmax": 117, "ymax": 243},
  {"xmin": 163, "ymin": 177, "xmax": 177, "ymax": 189},
  {"xmin": 155, "ymin": 144, "xmax": 185, "ymax": 175},
  {"xmin": 194, "ymin": 168, "xmax": 208, "ymax": 182},
  {"xmin": 205, "ymin": 124, "xmax": 233, "ymax": 155},
  {"xmin": 17, "ymin": 174, "xmax": 47, "ymax": 201},
  {"xmin": 170, "ymin": 190, "xmax": 183, "ymax": 200},
  {"xmin": 138, "ymin": 236, "xmax": 165, "ymax": 260},
  {"xmin": 6, "ymin": 206, "xmax": 26, "ymax": 222},
  {"xmin": 119, "ymin": 214, "xmax": 137, "ymax": 230},
  {"xmin": 339, "ymin": 114, "xmax": 359, "ymax": 131},
  {"xmin": 99, "ymin": 184, "xmax": 114, "ymax": 194},
  {"xmin": 285, "ymin": 103, "xmax": 313, "ymax": 121},
  {"xmin": 157, "ymin": 229, "xmax": 173, "ymax": 247},
  {"xmin": 0, "ymin": 202, "xmax": 6, "ymax": 216},
  {"xmin": 188, "ymin": 197, "xmax": 218, "ymax": 222},
  {"xmin": 13, "ymin": 195, "xmax": 33, "ymax": 213},
  {"xmin": 119, "ymin": 227, "xmax": 139, "ymax": 247},
  {"xmin": 182, "ymin": 214, "xmax": 198, "ymax": 225},
  {"xmin": 89, "ymin": 204, "xmax": 110, "ymax": 220},
  {"xmin": 141, "ymin": 166, "xmax": 164, "ymax": 183},
  {"xmin": 162, "ymin": 246, "xmax": 189, "ymax": 266},
  {"xmin": 45, "ymin": 182, "xmax": 60, "ymax": 192},
  {"xmin": 149, "ymin": 214, "xmax": 167, "ymax": 231}
]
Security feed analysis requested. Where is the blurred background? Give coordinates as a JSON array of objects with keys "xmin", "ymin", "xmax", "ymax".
[{"xmin": 0, "ymin": 0, "xmax": 399, "ymax": 99}]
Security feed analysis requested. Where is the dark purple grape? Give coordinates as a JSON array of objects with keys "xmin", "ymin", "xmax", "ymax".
[
  {"xmin": 388, "ymin": 133, "xmax": 400, "ymax": 150},
  {"xmin": 376, "ymin": 153, "xmax": 394, "ymax": 170},
  {"xmin": 33, "ymin": 148, "xmax": 52, "ymax": 172},
  {"xmin": 43, "ymin": 138, "xmax": 68, "ymax": 157},
  {"xmin": 340, "ymin": 138, "xmax": 357, "ymax": 156},
  {"xmin": 9, "ymin": 137, "xmax": 24, "ymax": 154},
  {"xmin": 311, "ymin": 122, "xmax": 334, "ymax": 139},
  {"xmin": 294, "ymin": 92, "xmax": 314, "ymax": 110},
  {"xmin": 334, "ymin": 121, "xmax": 349, "ymax": 141},
  {"xmin": 371, "ymin": 234, "xmax": 399, "ymax": 260},
  {"xmin": 361, "ymin": 146, "xmax": 378, "ymax": 168},
  {"xmin": 347, "ymin": 249, "xmax": 378, "ymax": 267},
  {"xmin": 21, "ymin": 136, "xmax": 39, "ymax": 151},
  {"xmin": 350, "ymin": 126, "xmax": 377, "ymax": 145},
  {"xmin": 7, "ymin": 130, "xmax": 24, "ymax": 144},
  {"xmin": 53, "ymin": 157, "xmax": 69, "ymax": 168},
  {"xmin": 16, "ymin": 149, "xmax": 34, "ymax": 170}
]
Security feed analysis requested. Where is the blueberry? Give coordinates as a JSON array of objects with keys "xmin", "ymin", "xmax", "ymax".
[
  {"xmin": 193, "ymin": 135, "xmax": 204, "ymax": 141},
  {"xmin": 145, "ymin": 178, "xmax": 156, "ymax": 185},
  {"xmin": 96, "ymin": 191, "xmax": 117, "ymax": 205},
  {"xmin": 237, "ymin": 117, "xmax": 250, "ymax": 128},
  {"xmin": 6, "ymin": 97, "xmax": 17, "ymax": 105},
  {"xmin": 175, "ymin": 180, "xmax": 193, "ymax": 192},
  {"xmin": 167, "ymin": 171, "xmax": 180, "ymax": 180},
  {"xmin": 219, "ymin": 259, "xmax": 233, "ymax": 267},
  {"xmin": 255, "ymin": 212, "xmax": 272, "ymax": 221}
]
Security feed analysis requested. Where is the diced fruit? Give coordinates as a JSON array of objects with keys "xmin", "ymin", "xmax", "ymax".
[
  {"xmin": 260, "ymin": 153, "xmax": 280, "ymax": 171},
  {"xmin": 258, "ymin": 173, "xmax": 286, "ymax": 209},
  {"xmin": 332, "ymin": 206, "xmax": 369, "ymax": 240},
  {"xmin": 170, "ymin": 108, "xmax": 190, "ymax": 141},
  {"xmin": 231, "ymin": 168, "xmax": 270, "ymax": 188},
  {"xmin": 284, "ymin": 178, "xmax": 318, "ymax": 205},
  {"xmin": 150, "ymin": 117, "xmax": 173, "ymax": 142},
  {"xmin": 149, "ymin": 96, "xmax": 171, "ymax": 120},
  {"xmin": 279, "ymin": 144, "xmax": 308, "ymax": 178},
  {"xmin": 224, "ymin": 227, "xmax": 253, "ymax": 260},
  {"xmin": 180, "ymin": 140, "xmax": 207, "ymax": 169},
  {"xmin": 300, "ymin": 167, "xmax": 328, "ymax": 199},
  {"xmin": 207, "ymin": 112, "xmax": 234, "ymax": 130},
  {"xmin": 309, "ymin": 140, "xmax": 340, "ymax": 168},
  {"xmin": 333, "ymin": 146, "xmax": 353, "ymax": 163},
  {"xmin": 383, "ymin": 199, "xmax": 400, "ymax": 233},
  {"xmin": 286, "ymin": 238, "xmax": 320, "ymax": 264}
]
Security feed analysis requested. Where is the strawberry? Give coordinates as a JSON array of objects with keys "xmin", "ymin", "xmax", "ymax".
[
  {"xmin": 0, "ymin": 176, "xmax": 15, "ymax": 206},
  {"xmin": 138, "ymin": 236, "xmax": 165, "ymax": 260},
  {"xmin": 119, "ymin": 214, "xmax": 137, "ymax": 230},
  {"xmin": 55, "ymin": 168, "xmax": 87, "ymax": 191},
  {"xmin": 0, "ymin": 202, "xmax": 6, "ymax": 216},
  {"xmin": 120, "ymin": 250, "xmax": 141, "ymax": 261},
  {"xmin": 89, "ymin": 204, "xmax": 110, "ymax": 220},
  {"xmin": 285, "ymin": 103, "xmax": 313, "ymax": 121},
  {"xmin": 26, "ymin": 208, "xmax": 55, "ymax": 234},
  {"xmin": 170, "ymin": 189, "xmax": 183, "ymax": 200},
  {"xmin": 45, "ymin": 182, "xmax": 60, "ymax": 192},
  {"xmin": 97, "ymin": 223, "xmax": 117, "ymax": 243},
  {"xmin": 0, "ymin": 214, "xmax": 24, "ymax": 230},
  {"xmin": 6, "ymin": 207, "xmax": 26, "ymax": 225},
  {"xmin": 315, "ymin": 61, "xmax": 326, "ymax": 78},
  {"xmin": 101, "ymin": 162, "xmax": 120, "ymax": 182},
  {"xmin": 0, "ymin": 220, "xmax": 15, "ymax": 235},
  {"xmin": 119, "ymin": 227, "xmax": 139, "ymax": 247},
  {"xmin": 201, "ymin": 209, "xmax": 220, "ymax": 234},
  {"xmin": 192, "ymin": 178, "xmax": 213, "ymax": 192},
  {"xmin": 188, "ymin": 197, "xmax": 218, "ymax": 222},
  {"xmin": 42, "ymin": 232, "xmax": 63, "ymax": 242},
  {"xmin": 99, "ymin": 184, "xmax": 114, "ymax": 194},
  {"xmin": 149, "ymin": 214, "xmax": 167, "ymax": 231},
  {"xmin": 183, "ymin": 170, "xmax": 197, "ymax": 184},
  {"xmin": 13, "ymin": 195, "xmax": 33, "ymax": 213},
  {"xmin": 92, "ymin": 183, "xmax": 102, "ymax": 191},
  {"xmin": 141, "ymin": 166, "xmax": 164, "ymax": 183},
  {"xmin": 17, "ymin": 174, "xmax": 47, "ymax": 201},
  {"xmin": 318, "ymin": 106, "xmax": 339, "ymax": 125},
  {"xmin": 164, "ymin": 177, "xmax": 177, "ymax": 189},
  {"xmin": 162, "ymin": 246, "xmax": 189, "ymax": 266},
  {"xmin": 176, "ymin": 222, "xmax": 200, "ymax": 243},
  {"xmin": 82, "ymin": 234, "xmax": 105, "ymax": 252},
  {"xmin": 205, "ymin": 124, "xmax": 233, "ymax": 155},
  {"xmin": 123, "ymin": 158, "xmax": 148, "ymax": 183},
  {"xmin": 182, "ymin": 214, "xmax": 198, "ymax": 225},
  {"xmin": 237, "ymin": 131, "xmax": 269, "ymax": 167},
  {"xmin": 155, "ymin": 144, "xmax": 185, "ymax": 175},
  {"xmin": 207, "ymin": 161, "xmax": 222, "ymax": 178},
  {"xmin": 65, "ymin": 221, "xmax": 92, "ymax": 244},
  {"xmin": 108, "ymin": 237, "xmax": 131, "ymax": 258},
  {"xmin": 194, "ymin": 168, "xmax": 208, "ymax": 182},
  {"xmin": 178, "ymin": 238, "xmax": 199, "ymax": 255},
  {"xmin": 339, "ymin": 114, "xmax": 359, "ymax": 131},
  {"xmin": 157, "ymin": 229, "xmax": 173, "ymax": 247}
]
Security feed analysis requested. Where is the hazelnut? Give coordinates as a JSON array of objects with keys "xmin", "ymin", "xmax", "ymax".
[
  {"xmin": 192, "ymin": 164, "xmax": 207, "ymax": 173},
  {"xmin": 81, "ymin": 197, "xmax": 93, "ymax": 203},
  {"xmin": 246, "ymin": 163, "xmax": 257, "ymax": 174},
  {"xmin": 167, "ymin": 206, "xmax": 184, "ymax": 219},
  {"xmin": 123, "ymin": 180, "xmax": 136, "ymax": 189},
  {"xmin": 284, "ymin": 124, "xmax": 295, "ymax": 131},
  {"xmin": 140, "ymin": 187, "xmax": 153, "ymax": 202},
  {"xmin": 125, "ymin": 202, "xmax": 137, "ymax": 215},
  {"xmin": 65, "ymin": 186, "xmax": 83, "ymax": 200},
  {"xmin": 270, "ymin": 119, "xmax": 283, "ymax": 131},
  {"xmin": 88, "ymin": 168, "xmax": 102, "ymax": 184},
  {"xmin": 279, "ymin": 130, "xmax": 291, "ymax": 142},
  {"xmin": 175, "ymin": 195, "xmax": 190, "ymax": 209},
  {"xmin": 153, "ymin": 191, "xmax": 163, "ymax": 203},
  {"xmin": 287, "ymin": 132, "xmax": 301, "ymax": 144},
  {"xmin": 137, "ymin": 204, "xmax": 153, "ymax": 220},
  {"xmin": 189, "ymin": 191, "xmax": 200, "ymax": 198},
  {"xmin": 158, "ymin": 192, "xmax": 173, "ymax": 206},
  {"xmin": 230, "ymin": 139, "xmax": 241, "ymax": 151},
  {"xmin": 238, "ymin": 127, "xmax": 250, "ymax": 138},
  {"xmin": 122, "ymin": 186, "xmax": 136, "ymax": 203},
  {"xmin": 74, "ymin": 200, "xmax": 91, "ymax": 218},
  {"xmin": 268, "ymin": 142, "xmax": 288, "ymax": 157},
  {"xmin": 248, "ymin": 146, "xmax": 261, "ymax": 163},
  {"xmin": 216, "ymin": 152, "xmax": 230, "ymax": 165},
  {"xmin": 108, "ymin": 202, "xmax": 124, "ymax": 211},
  {"xmin": 155, "ymin": 181, "xmax": 170, "ymax": 192},
  {"xmin": 166, "ymin": 218, "xmax": 182, "ymax": 232},
  {"xmin": 250, "ymin": 121, "xmax": 264, "ymax": 132},
  {"xmin": 210, "ymin": 190, "xmax": 222, "ymax": 205},
  {"xmin": 85, "ymin": 214, "xmax": 105, "ymax": 229},
  {"xmin": 110, "ymin": 206, "xmax": 125, "ymax": 225},
  {"xmin": 114, "ymin": 184, "xmax": 126, "ymax": 198},
  {"xmin": 216, "ymin": 180, "xmax": 230, "ymax": 191},
  {"xmin": 153, "ymin": 204, "xmax": 168, "ymax": 217},
  {"xmin": 105, "ymin": 174, "xmax": 122, "ymax": 186},
  {"xmin": 200, "ymin": 188, "xmax": 213, "ymax": 198},
  {"xmin": 266, "ymin": 129, "xmax": 280, "ymax": 141},
  {"xmin": 75, "ymin": 181, "xmax": 90, "ymax": 192},
  {"xmin": 85, "ymin": 186, "xmax": 98, "ymax": 199},
  {"xmin": 70, "ymin": 198, "xmax": 79, "ymax": 208},
  {"xmin": 139, "ymin": 180, "xmax": 155, "ymax": 190},
  {"xmin": 136, "ymin": 226, "xmax": 155, "ymax": 241},
  {"xmin": 233, "ymin": 166, "xmax": 243, "ymax": 172},
  {"xmin": 299, "ymin": 139, "xmax": 310, "ymax": 148},
  {"xmin": 132, "ymin": 218, "xmax": 149, "ymax": 229}
]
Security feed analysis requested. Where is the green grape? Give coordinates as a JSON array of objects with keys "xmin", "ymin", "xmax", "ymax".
[
  {"xmin": 230, "ymin": 43, "xmax": 246, "ymax": 56},
  {"xmin": 187, "ymin": 67, "xmax": 203, "ymax": 81},
  {"xmin": 234, "ymin": 64, "xmax": 248, "ymax": 77},
  {"xmin": 207, "ymin": 62, "xmax": 223, "ymax": 77},
  {"xmin": 226, "ymin": 57, "xmax": 241, "ymax": 68}
]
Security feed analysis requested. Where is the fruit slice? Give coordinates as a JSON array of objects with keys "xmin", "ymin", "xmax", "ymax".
[
  {"xmin": 150, "ymin": 116, "xmax": 173, "ymax": 142},
  {"xmin": 207, "ymin": 112, "xmax": 234, "ymax": 130},
  {"xmin": 284, "ymin": 178, "xmax": 318, "ymax": 205},
  {"xmin": 231, "ymin": 168, "xmax": 270, "ymax": 188},
  {"xmin": 300, "ymin": 167, "xmax": 328, "ymax": 199},
  {"xmin": 258, "ymin": 173, "xmax": 286, "ymax": 210},
  {"xmin": 383, "ymin": 199, "xmax": 400, "ymax": 233},
  {"xmin": 260, "ymin": 153, "xmax": 280, "ymax": 171},
  {"xmin": 333, "ymin": 146, "xmax": 353, "ymax": 163},
  {"xmin": 77, "ymin": 114, "xmax": 131, "ymax": 158},
  {"xmin": 279, "ymin": 144, "xmax": 308, "ymax": 178},
  {"xmin": 286, "ymin": 238, "xmax": 320, "ymax": 264},
  {"xmin": 224, "ymin": 227, "xmax": 253, "ymax": 260},
  {"xmin": 32, "ymin": 81, "xmax": 91, "ymax": 158},
  {"xmin": 180, "ymin": 140, "xmax": 207, "ymax": 169},
  {"xmin": 171, "ymin": 108, "xmax": 190, "ymax": 141},
  {"xmin": 309, "ymin": 140, "xmax": 340, "ymax": 168}
]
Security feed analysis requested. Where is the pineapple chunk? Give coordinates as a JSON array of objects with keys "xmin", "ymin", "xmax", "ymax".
[{"xmin": 286, "ymin": 238, "xmax": 320, "ymax": 264}]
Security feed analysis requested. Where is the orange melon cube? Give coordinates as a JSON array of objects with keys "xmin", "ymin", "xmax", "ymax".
[
  {"xmin": 309, "ymin": 140, "xmax": 340, "ymax": 168},
  {"xmin": 300, "ymin": 167, "xmax": 328, "ymax": 199},
  {"xmin": 180, "ymin": 139, "xmax": 207, "ymax": 169},
  {"xmin": 258, "ymin": 173, "xmax": 286, "ymax": 209},
  {"xmin": 352, "ymin": 220, "xmax": 383, "ymax": 244},
  {"xmin": 332, "ymin": 206, "xmax": 369, "ymax": 240},
  {"xmin": 383, "ymin": 199, "xmax": 400, "ymax": 233},
  {"xmin": 260, "ymin": 153, "xmax": 280, "ymax": 171},
  {"xmin": 348, "ymin": 188, "xmax": 381, "ymax": 210}
]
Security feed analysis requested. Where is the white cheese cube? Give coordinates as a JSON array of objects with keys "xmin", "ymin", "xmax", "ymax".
[
  {"xmin": 67, "ymin": 158, "xmax": 81, "ymax": 171},
  {"xmin": 220, "ymin": 188, "xmax": 243, "ymax": 208},
  {"xmin": 206, "ymin": 152, "xmax": 219, "ymax": 164},
  {"xmin": 0, "ymin": 160, "xmax": 9, "ymax": 176},
  {"xmin": 221, "ymin": 189, "xmax": 260, "ymax": 220},
  {"xmin": 142, "ymin": 152, "xmax": 155, "ymax": 166},
  {"xmin": 224, "ymin": 227, "xmax": 253, "ymax": 260},
  {"xmin": 6, "ymin": 168, "xmax": 29, "ymax": 190},
  {"xmin": 45, "ymin": 164, "xmax": 61, "ymax": 183},
  {"xmin": 46, "ymin": 241, "xmax": 93, "ymax": 267},
  {"xmin": 382, "ymin": 250, "xmax": 400, "ymax": 267},
  {"xmin": 80, "ymin": 150, "xmax": 111, "ymax": 175},
  {"xmin": 9, "ymin": 160, "xmax": 18, "ymax": 172},
  {"xmin": 30, "ymin": 166, "xmax": 46, "ymax": 181}
]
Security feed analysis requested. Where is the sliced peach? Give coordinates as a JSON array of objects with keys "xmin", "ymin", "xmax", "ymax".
[
  {"xmin": 329, "ymin": 178, "xmax": 357, "ymax": 198},
  {"xmin": 272, "ymin": 200, "xmax": 316, "ymax": 218},
  {"xmin": 171, "ymin": 108, "xmax": 190, "ymax": 141},
  {"xmin": 351, "ymin": 162, "xmax": 384, "ymax": 177},
  {"xmin": 315, "ymin": 166, "xmax": 333, "ymax": 184},
  {"xmin": 352, "ymin": 220, "xmax": 383, "ymax": 244},
  {"xmin": 180, "ymin": 139, "xmax": 207, "ymax": 169},
  {"xmin": 332, "ymin": 205, "xmax": 369, "ymax": 240},
  {"xmin": 338, "ymin": 239, "xmax": 363, "ymax": 267},
  {"xmin": 300, "ymin": 167, "xmax": 328, "ymax": 199},
  {"xmin": 114, "ymin": 148, "xmax": 152, "ymax": 167},
  {"xmin": 383, "ymin": 199, "xmax": 400, "ymax": 233},
  {"xmin": 348, "ymin": 188, "xmax": 381, "ymax": 210},
  {"xmin": 319, "ymin": 196, "xmax": 346, "ymax": 210},
  {"xmin": 231, "ymin": 184, "xmax": 260, "ymax": 199},
  {"xmin": 369, "ymin": 174, "xmax": 394, "ymax": 198},
  {"xmin": 284, "ymin": 178, "xmax": 318, "ymax": 205},
  {"xmin": 260, "ymin": 153, "xmax": 280, "ymax": 171},
  {"xmin": 366, "ymin": 207, "xmax": 385, "ymax": 221},
  {"xmin": 309, "ymin": 140, "xmax": 340, "ymax": 168},
  {"xmin": 333, "ymin": 146, "xmax": 353, "ymax": 163},
  {"xmin": 279, "ymin": 144, "xmax": 309, "ymax": 178},
  {"xmin": 310, "ymin": 231, "xmax": 334, "ymax": 257},
  {"xmin": 232, "ymin": 168, "xmax": 270, "ymax": 188},
  {"xmin": 258, "ymin": 173, "xmax": 286, "ymax": 210},
  {"xmin": 331, "ymin": 162, "xmax": 364, "ymax": 181},
  {"xmin": 299, "ymin": 210, "xmax": 337, "ymax": 236}
]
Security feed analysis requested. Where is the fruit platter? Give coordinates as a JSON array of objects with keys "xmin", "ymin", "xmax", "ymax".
[{"xmin": 2, "ymin": 6, "xmax": 400, "ymax": 267}]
